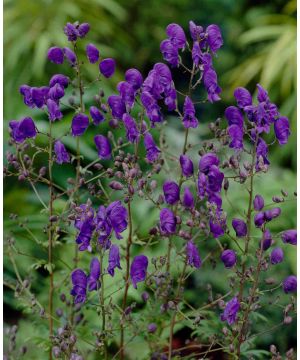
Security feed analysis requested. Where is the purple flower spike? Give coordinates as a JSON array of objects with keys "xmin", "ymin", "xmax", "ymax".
[
  {"xmin": 264, "ymin": 208, "xmax": 281, "ymax": 222},
  {"xmin": 47, "ymin": 47, "xmax": 64, "ymax": 64},
  {"xmin": 186, "ymin": 241, "xmax": 201, "ymax": 268},
  {"xmin": 63, "ymin": 47, "xmax": 77, "ymax": 65},
  {"xmin": 71, "ymin": 113, "xmax": 89, "ymax": 136},
  {"xmin": 125, "ymin": 68, "xmax": 143, "ymax": 91},
  {"xmin": 281, "ymin": 229, "xmax": 297, "ymax": 246},
  {"xmin": 283, "ymin": 275, "xmax": 297, "ymax": 293},
  {"xmin": 163, "ymin": 180, "xmax": 180, "ymax": 205},
  {"xmin": 166, "ymin": 23, "xmax": 186, "ymax": 49},
  {"xmin": 160, "ymin": 208, "xmax": 176, "ymax": 235},
  {"xmin": 130, "ymin": 255, "xmax": 148, "ymax": 289},
  {"xmin": 182, "ymin": 187, "xmax": 194, "ymax": 209},
  {"xmin": 94, "ymin": 135, "xmax": 111, "ymax": 160},
  {"xmin": 87, "ymin": 258, "xmax": 101, "ymax": 291},
  {"xmin": 270, "ymin": 248, "xmax": 284, "ymax": 265},
  {"xmin": 47, "ymin": 99, "xmax": 62, "ymax": 122},
  {"xmin": 123, "ymin": 114, "xmax": 139, "ymax": 143},
  {"xmin": 199, "ymin": 153, "xmax": 219, "ymax": 174},
  {"xmin": 183, "ymin": 96, "xmax": 198, "ymax": 128},
  {"xmin": 70, "ymin": 269, "xmax": 87, "ymax": 304},
  {"xmin": 180, "ymin": 154, "xmax": 194, "ymax": 177},
  {"xmin": 253, "ymin": 195, "xmax": 264, "ymax": 211},
  {"xmin": 54, "ymin": 141, "xmax": 70, "ymax": 164},
  {"xmin": 220, "ymin": 296, "xmax": 240, "ymax": 326},
  {"xmin": 107, "ymin": 244, "xmax": 122, "ymax": 276},
  {"xmin": 233, "ymin": 87, "xmax": 252, "ymax": 109},
  {"xmin": 274, "ymin": 117, "xmax": 290, "ymax": 145},
  {"xmin": 144, "ymin": 133, "xmax": 161, "ymax": 163},
  {"xmin": 86, "ymin": 44, "xmax": 100, "ymax": 64},
  {"xmin": 9, "ymin": 117, "xmax": 36, "ymax": 143},
  {"xmin": 99, "ymin": 58, "xmax": 116, "ymax": 78},
  {"xmin": 206, "ymin": 24, "xmax": 223, "ymax": 53},
  {"xmin": 232, "ymin": 218, "xmax": 247, "ymax": 237},
  {"xmin": 90, "ymin": 106, "xmax": 105, "ymax": 125},
  {"xmin": 221, "ymin": 250, "xmax": 237, "ymax": 268}
]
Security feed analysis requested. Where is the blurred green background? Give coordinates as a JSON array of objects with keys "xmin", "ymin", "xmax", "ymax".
[{"xmin": 4, "ymin": 0, "xmax": 296, "ymax": 359}]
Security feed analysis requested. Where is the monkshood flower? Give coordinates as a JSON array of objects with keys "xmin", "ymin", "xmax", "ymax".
[
  {"xmin": 281, "ymin": 229, "xmax": 297, "ymax": 245},
  {"xmin": 234, "ymin": 87, "xmax": 252, "ymax": 109},
  {"xmin": 47, "ymin": 47, "xmax": 64, "ymax": 64},
  {"xmin": 87, "ymin": 258, "xmax": 101, "ymax": 291},
  {"xmin": 46, "ymin": 99, "xmax": 63, "ymax": 121},
  {"xmin": 144, "ymin": 133, "xmax": 161, "ymax": 163},
  {"xmin": 107, "ymin": 95, "xmax": 126, "ymax": 120},
  {"xmin": 64, "ymin": 22, "xmax": 78, "ymax": 41},
  {"xmin": 96, "ymin": 206, "xmax": 112, "ymax": 249},
  {"xmin": 220, "ymin": 296, "xmax": 240, "ymax": 326},
  {"xmin": 282, "ymin": 275, "xmax": 297, "ymax": 293},
  {"xmin": 221, "ymin": 249, "xmax": 236, "ymax": 268},
  {"xmin": 76, "ymin": 219, "xmax": 95, "ymax": 251},
  {"xmin": 255, "ymin": 84, "xmax": 279, "ymax": 132},
  {"xmin": 207, "ymin": 165, "xmax": 224, "ymax": 193},
  {"xmin": 160, "ymin": 39, "xmax": 179, "ymax": 67},
  {"xmin": 166, "ymin": 23, "xmax": 186, "ymax": 49},
  {"xmin": 206, "ymin": 24, "xmax": 223, "ymax": 53},
  {"xmin": 225, "ymin": 106, "xmax": 244, "ymax": 128},
  {"xmin": 130, "ymin": 255, "xmax": 148, "ymax": 288},
  {"xmin": 117, "ymin": 81, "xmax": 135, "ymax": 109},
  {"xmin": 106, "ymin": 201, "xmax": 128, "ymax": 239},
  {"xmin": 192, "ymin": 41, "xmax": 201, "ymax": 66},
  {"xmin": 63, "ymin": 47, "xmax": 77, "ymax": 66},
  {"xmin": 264, "ymin": 207, "xmax": 281, "ymax": 222},
  {"xmin": 232, "ymin": 218, "xmax": 247, "ymax": 237},
  {"xmin": 141, "ymin": 91, "xmax": 163, "ymax": 126},
  {"xmin": 107, "ymin": 244, "xmax": 122, "ymax": 276},
  {"xmin": 125, "ymin": 68, "xmax": 143, "ymax": 91},
  {"xmin": 90, "ymin": 106, "xmax": 105, "ymax": 125},
  {"xmin": 19, "ymin": 85, "xmax": 34, "ymax": 107},
  {"xmin": 189, "ymin": 21, "xmax": 203, "ymax": 41},
  {"xmin": 270, "ymin": 248, "xmax": 284, "ymax": 265},
  {"xmin": 274, "ymin": 116, "xmax": 290, "ymax": 145},
  {"xmin": 123, "ymin": 114, "xmax": 139, "ymax": 143},
  {"xmin": 182, "ymin": 187, "xmax": 194, "ymax": 208},
  {"xmin": 254, "ymin": 212, "xmax": 265, "ymax": 228},
  {"xmin": 160, "ymin": 208, "xmax": 177, "ymax": 235},
  {"xmin": 9, "ymin": 117, "xmax": 36, "ymax": 143},
  {"xmin": 86, "ymin": 44, "xmax": 99, "ymax": 64},
  {"xmin": 48, "ymin": 83, "xmax": 65, "ymax": 101},
  {"xmin": 49, "ymin": 74, "xmax": 69, "ymax": 88},
  {"xmin": 186, "ymin": 240, "xmax": 201, "ymax": 268},
  {"xmin": 70, "ymin": 269, "xmax": 87, "ymax": 304},
  {"xmin": 71, "ymin": 113, "xmax": 89, "ymax": 136},
  {"xmin": 54, "ymin": 141, "xmax": 70, "ymax": 164},
  {"xmin": 164, "ymin": 88, "xmax": 177, "ymax": 111},
  {"xmin": 31, "ymin": 86, "xmax": 49, "ymax": 108},
  {"xmin": 253, "ymin": 195, "xmax": 264, "ymax": 211},
  {"xmin": 261, "ymin": 229, "xmax": 272, "ymax": 251},
  {"xmin": 94, "ymin": 135, "xmax": 111, "ymax": 159},
  {"xmin": 256, "ymin": 138, "xmax": 270, "ymax": 170},
  {"xmin": 99, "ymin": 58, "xmax": 116, "ymax": 78},
  {"xmin": 209, "ymin": 210, "xmax": 226, "ymax": 238},
  {"xmin": 77, "ymin": 22, "xmax": 90, "ymax": 38},
  {"xmin": 183, "ymin": 97, "xmax": 198, "ymax": 128},
  {"xmin": 163, "ymin": 180, "xmax": 180, "ymax": 205},
  {"xmin": 228, "ymin": 125, "xmax": 243, "ymax": 150},
  {"xmin": 199, "ymin": 153, "xmax": 219, "ymax": 174},
  {"xmin": 203, "ymin": 67, "xmax": 221, "ymax": 102},
  {"xmin": 179, "ymin": 154, "xmax": 194, "ymax": 177},
  {"xmin": 75, "ymin": 204, "xmax": 95, "ymax": 230}
]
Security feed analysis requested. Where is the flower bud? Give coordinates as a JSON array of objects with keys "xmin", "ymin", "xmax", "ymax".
[
  {"xmin": 270, "ymin": 247, "xmax": 284, "ymax": 265},
  {"xmin": 147, "ymin": 323, "xmax": 157, "ymax": 333},
  {"xmin": 253, "ymin": 195, "xmax": 264, "ymax": 211},
  {"xmin": 109, "ymin": 181, "xmax": 124, "ymax": 190},
  {"xmin": 221, "ymin": 250, "xmax": 237, "ymax": 268}
]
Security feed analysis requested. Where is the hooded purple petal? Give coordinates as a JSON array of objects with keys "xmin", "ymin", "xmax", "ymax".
[
  {"xmin": 94, "ymin": 135, "xmax": 111, "ymax": 159},
  {"xmin": 54, "ymin": 140, "xmax": 70, "ymax": 164},
  {"xmin": 130, "ymin": 255, "xmax": 148, "ymax": 288}
]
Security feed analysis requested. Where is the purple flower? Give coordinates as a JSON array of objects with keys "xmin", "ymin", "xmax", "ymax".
[
  {"xmin": 125, "ymin": 68, "xmax": 143, "ymax": 91},
  {"xmin": 144, "ymin": 133, "xmax": 161, "ymax": 163},
  {"xmin": 228, "ymin": 125, "xmax": 243, "ymax": 150},
  {"xmin": 199, "ymin": 153, "xmax": 219, "ymax": 174},
  {"xmin": 19, "ymin": 85, "xmax": 34, "ymax": 107},
  {"xmin": 234, "ymin": 87, "xmax": 252, "ymax": 109},
  {"xmin": 261, "ymin": 229, "xmax": 272, "ymax": 250},
  {"xmin": 147, "ymin": 323, "xmax": 157, "ymax": 333},
  {"xmin": 253, "ymin": 195, "xmax": 264, "ymax": 211},
  {"xmin": 96, "ymin": 206, "xmax": 112, "ymax": 249},
  {"xmin": 70, "ymin": 269, "xmax": 87, "ymax": 304},
  {"xmin": 123, "ymin": 114, "xmax": 139, "ymax": 143},
  {"xmin": 64, "ymin": 23, "xmax": 78, "ymax": 41},
  {"xmin": 54, "ymin": 141, "xmax": 70, "ymax": 164},
  {"xmin": 87, "ymin": 258, "xmax": 101, "ymax": 291},
  {"xmin": 206, "ymin": 24, "xmax": 223, "ymax": 53},
  {"xmin": 264, "ymin": 208, "xmax": 281, "ymax": 222},
  {"xmin": 94, "ymin": 135, "xmax": 111, "ymax": 159},
  {"xmin": 47, "ymin": 99, "xmax": 63, "ymax": 121},
  {"xmin": 254, "ymin": 212, "xmax": 265, "ymax": 228},
  {"xmin": 270, "ymin": 248, "xmax": 284, "ymax": 265},
  {"xmin": 192, "ymin": 41, "xmax": 201, "ymax": 66},
  {"xmin": 48, "ymin": 83, "xmax": 64, "ymax": 101},
  {"xmin": 220, "ymin": 297, "xmax": 240, "ymax": 325},
  {"xmin": 31, "ymin": 86, "xmax": 49, "ymax": 108},
  {"xmin": 256, "ymin": 84, "xmax": 269, "ymax": 102},
  {"xmin": 209, "ymin": 210, "xmax": 226, "ymax": 238},
  {"xmin": 164, "ymin": 88, "xmax": 177, "ymax": 111},
  {"xmin": 106, "ymin": 201, "xmax": 128, "ymax": 239},
  {"xmin": 63, "ymin": 47, "xmax": 77, "ymax": 65},
  {"xmin": 90, "ymin": 106, "xmax": 105, "ymax": 125},
  {"xmin": 76, "ymin": 219, "xmax": 95, "ymax": 251},
  {"xmin": 130, "ymin": 255, "xmax": 148, "ymax": 288},
  {"xmin": 203, "ymin": 67, "xmax": 221, "ymax": 102},
  {"xmin": 47, "ymin": 47, "xmax": 64, "ymax": 64},
  {"xmin": 107, "ymin": 244, "xmax": 122, "ymax": 276},
  {"xmin": 189, "ymin": 21, "xmax": 203, "ymax": 41},
  {"xmin": 182, "ymin": 187, "xmax": 194, "ymax": 208},
  {"xmin": 179, "ymin": 154, "xmax": 194, "ymax": 177},
  {"xmin": 281, "ymin": 230, "xmax": 297, "ymax": 246},
  {"xmin": 225, "ymin": 106, "xmax": 244, "ymax": 128},
  {"xmin": 221, "ymin": 249, "xmax": 237, "ymax": 268},
  {"xmin": 117, "ymin": 81, "xmax": 135, "ymax": 109},
  {"xmin": 78, "ymin": 23, "xmax": 90, "ymax": 38},
  {"xmin": 86, "ymin": 44, "xmax": 99, "ymax": 64},
  {"xmin": 274, "ymin": 117, "xmax": 290, "ymax": 145},
  {"xmin": 9, "ymin": 117, "xmax": 36, "ymax": 143},
  {"xmin": 183, "ymin": 96, "xmax": 198, "ymax": 128},
  {"xmin": 256, "ymin": 138, "xmax": 270, "ymax": 170},
  {"xmin": 49, "ymin": 74, "xmax": 69, "ymax": 88},
  {"xmin": 166, "ymin": 23, "xmax": 186, "ymax": 49},
  {"xmin": 207, "ymin": 165, "xmax": 224, "ymax": 193},
  {"xmin": 99, "ymin": 58, "xmax": 116, "ymax": 78},
  {"xmin": 107, "ymin": 95, "xmax": 126, "ymax": 119},
  {"xmin": 71, "ymin": 113, "xmax": 89, "ymax": 136},
  {"xmin": 141, "ymin": 91, "xmax": 162, "ymax": 126},
  {"xmin": 160, "ymin": 208, "xmax": 176, "ymax": 235},
  {"xmin": 282, "ymin": 275, "xmax": 297, "ymax": 293},
  {"xmin": 163, "ymin": 180, "xmax": 180, "ymax": 205},
  {"xmin": 160, "ymin": 39, "xmax": 179, "ymax": 67},
  {"xmin": 232, "ymin": 218, "xmax": 247, "ymax": 237},
  {"xmin": 186, "ymin": 241, "xmax": 201, "ymax": 268}
]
